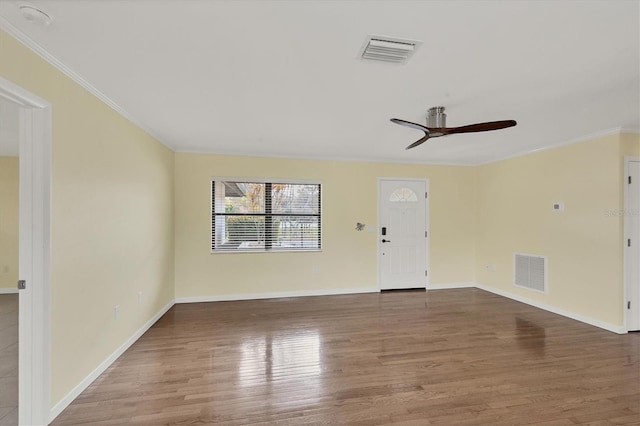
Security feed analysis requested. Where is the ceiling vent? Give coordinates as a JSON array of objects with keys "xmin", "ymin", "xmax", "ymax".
[{"xmin": 360, "ymin": 36, "xmax": 421, "ymax": 64}]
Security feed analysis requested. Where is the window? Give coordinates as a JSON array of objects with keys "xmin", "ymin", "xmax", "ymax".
[
  {"xmin": 212, "ymin": 180, "xmax": 321, "ymax": 252},
  {"xmin": 389, "ymin": 187, "xmax": 418, "ymax": 202}
]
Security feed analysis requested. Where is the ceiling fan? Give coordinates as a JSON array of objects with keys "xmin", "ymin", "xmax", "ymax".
[{"xmin": 391, "ymin": 106, "xmax": 517, "ymax": 149}]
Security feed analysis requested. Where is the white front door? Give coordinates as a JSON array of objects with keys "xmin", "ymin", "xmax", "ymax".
[
  {"xmin": 626, "ymin": 160, "xmax": 640, "ymax": 331},
  {"xmin": 378, "ymin": 179, "xmax": 428, "ymax": 290}
]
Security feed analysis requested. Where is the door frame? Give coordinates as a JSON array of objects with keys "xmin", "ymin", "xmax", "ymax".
[
  {"xmin": 624, "ymin": 156, "xmax": 639, "ymax": 332},
  {"xmin": 0, "ymin": 76, "xmax": 51, "ymax": 425},
  {"xmin": 377, "ymin": 177, "xmax": 430, "ymax": 290}
]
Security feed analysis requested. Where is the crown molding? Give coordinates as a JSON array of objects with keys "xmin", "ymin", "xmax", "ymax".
[
  {"xmin": 479, "ymin": 127, "xmax": 629, "ymax": 165},
  {"xmin": 174, "ymin": 148, "xmax": 477, "ymax": 167},
  {"xmin": 0, "ymin": 15, "xmax": 175, "ymax": 151}
]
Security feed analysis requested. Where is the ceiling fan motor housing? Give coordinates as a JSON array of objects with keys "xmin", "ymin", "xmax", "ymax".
[
  {"xmin": 427, "ymin": 106, "xmax": 446, "ymax": 128},
  {"xmin": 391, "ymin": 106, "xmax": 516, "ymax": 149}
]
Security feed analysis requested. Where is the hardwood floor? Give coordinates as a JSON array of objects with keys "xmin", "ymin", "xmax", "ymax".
[
  {"xmin": 53, "ymin": 289, "xmax": 640, "ymax": 425},
  {"xmin": 0, "ymin": 294, "xmax": 18, "ymax": 426}
]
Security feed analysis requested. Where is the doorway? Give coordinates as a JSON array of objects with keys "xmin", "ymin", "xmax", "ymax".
[
  {"xmin": 378, "ymin": 178, "xmax": 429, "ymax": 290},
  {"xmin": 0, "ymin": 76, "xmax": 51, "ymax": 426},
  {"xmin": 625, "ymin": 157, "xmax": 640, "ymax": 332},
  {"xmin": 0, "ymin": 95, "xmax": 20, "ymax": 425}
]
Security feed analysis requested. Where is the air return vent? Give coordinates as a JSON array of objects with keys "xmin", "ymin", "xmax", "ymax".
[
  {"xmin": 514, "ymin": 253, "xmax": 547, "ymax": 292},
  {"xmin": 360, "ymin": 36, "xmax": 421, "ymax": 64}
]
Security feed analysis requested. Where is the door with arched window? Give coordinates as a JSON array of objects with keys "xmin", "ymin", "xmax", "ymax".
[{"xmin": 378, "ymin": 179, "xmax": 429, "ymax": 290}]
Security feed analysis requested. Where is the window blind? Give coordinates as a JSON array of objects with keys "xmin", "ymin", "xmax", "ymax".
[{"xmin": 212, "ymin": 180, "xmax": 321, "ymax": 252}]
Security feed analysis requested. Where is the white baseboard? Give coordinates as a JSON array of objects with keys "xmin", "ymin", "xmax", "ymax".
[
  {"xmin": 0, "ymin": 287, "xmax": 18, "ymax": 294},
  {"xmin": 427, "ymin": 282, "xmax": 475, "ymax": 290},
  {"xmin": 475, "ymin": 283, "xmax": 626, "ymax": 334},
  {"xmin": 49, "ymin": 299, "xmax": 175, "ymax": 423},
  {"xmin": 176, "ymin": 286, "xmax": 379, "ymax": 304}
]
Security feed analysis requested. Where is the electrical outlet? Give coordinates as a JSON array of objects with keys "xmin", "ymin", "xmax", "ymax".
[
  {"xmin": 312, "ymin": 265, "xmax": 320, "ymax": 274},
  {"xmin": 114, "ymin": 305, "xmax": 120, "ymax": 320},
  {"xmin": 485, "ymin": 264, "xmax": 497, "ymax": 272},
  {"xmin": 137, "ymin": 291, "xmax": 142, "ymax": 305}
]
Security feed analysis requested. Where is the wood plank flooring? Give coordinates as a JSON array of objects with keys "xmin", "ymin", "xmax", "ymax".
[
  {"xmin": 52, "ymin": 289, "xmax": 640, "ymax": 425},
  {"xmin": 0, "ymin": 294, "xmax": 18, "ymax": 426}
]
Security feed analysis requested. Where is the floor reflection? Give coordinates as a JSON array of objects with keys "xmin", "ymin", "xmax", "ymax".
[
  {"xmin": 515, "ymin": 317, "xmax": 546, "ymax": 357},
  {"xmin": 239, "ymin": 330, "xmax": 321, "ymax": 387}
]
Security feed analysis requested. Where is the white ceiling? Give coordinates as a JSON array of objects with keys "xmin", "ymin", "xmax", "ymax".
[
  {"xmin": 0, "ymin": 0, "xmax": 638, "ymax": 165},
  {"xmin": 0, "ymin": 95, "xmax": 20, "ymax": 157}
]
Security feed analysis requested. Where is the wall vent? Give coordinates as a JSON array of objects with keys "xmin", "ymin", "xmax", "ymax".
[
  {"xmin": 359, "ymin": 36, "xmax": 421, "ymax": 64},
  {"xmin": 514, "ymin": 253, "xmax": 546, "ymax": 293}
]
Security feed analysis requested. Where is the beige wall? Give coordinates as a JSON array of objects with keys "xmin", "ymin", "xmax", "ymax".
[
  {"xmin": 475, "ymin": 134, "xmax": 630, "ymax": 327},
  {"xmin": 174, "ymin": 153, "xmax": 477, "ymax": 298},
  {"xmin": 621, "ymin": 133, "xmax": 640, "ymax": 157},
  {"xmin": 0, "ymin": 29, "xmax": 175, "ymax": 405},
  {"xmin": 0, "ymin": 156, "xmax": 18, "ymax": 289}
]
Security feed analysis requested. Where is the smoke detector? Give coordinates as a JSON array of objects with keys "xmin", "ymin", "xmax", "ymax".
[
  {"xmin": 359, "ymin": 35, "xmax": 421, "ymax": 64},
  {"xmin": 19, "ymin": 4, "xmax": 53, "ymax": 26}
]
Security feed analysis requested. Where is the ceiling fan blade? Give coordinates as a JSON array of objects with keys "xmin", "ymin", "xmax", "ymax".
[
  {"xmin": 390, "ymin": 118, "xmax": 429, "ymax": 132},
  {"xmin": 405, "ymin": 133, "xmax": 430, "ymax": 150},
  {"xmin": 446, "ymin": 120, "xmax": 517, "ymax": 135}
]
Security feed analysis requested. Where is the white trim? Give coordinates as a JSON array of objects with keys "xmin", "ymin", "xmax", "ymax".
[
  {"xmin": 0, "ymin": 287, "xmax": 18, "ymax": 294},
  {"xmin": 475, "ymin": 283, "xmax": 626, "ymax": 334},
  {"xmin": 0, "ymin": 89, "xmax": 30, "ymax": 107},
  {"xmin": 478, "ymin": 127, "xmax": 626, "ymax": 165},
  {"xmin": 0, "ymin": 14, "xmax": 173, "ymax": 152},
  {"xmin": 210, "ymin": 248, "xmax": 323, "ymax": 255},
  {"xmin": 210, "ymin": 176, "xmax": 323, "ymax": 185},
  {"xmin": 49, "ymin": 300, "xmax": 175, "ymax": 423},
  {"xmin": 176, "ymin": 127, "xmax": 640, "ymax": 166},
  {"xmin": 176, "ymin": 148, "xmax": 476, "ymax": 167},
  {"xmin": 177, "ymin": 128, "xmax": 640, "ymax": 167},
  {"xmin": 27, "ymin": 104, "xmax": 52, "ymax": 426},
  {"xmin": 179, "ymin": 283, "xmax": 627, "ymax": 334},
  {"xmin": 427, "ymin": 282, "xmax": 475, "ymax": 290},
  {"xmin": 623, "ymin": 156, "xmax": 640, "ymax": 332},
  {"xmin": 0, "ymin": 76, "xmax": 52, "ymax": 426},
  {"xmin": 175, "ymin": 287, "xmax": 378, "ymax": 304}
]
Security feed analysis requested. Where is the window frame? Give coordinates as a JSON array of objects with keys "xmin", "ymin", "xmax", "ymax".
[{"xmin": 211, "ymin": 177, "xmax": 322, "ymax": 253}]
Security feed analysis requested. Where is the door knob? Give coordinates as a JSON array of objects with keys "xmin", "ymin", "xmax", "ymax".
[{"xmin": 381, "ymin": 239, "xmax": 391, "ymax": 243}]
